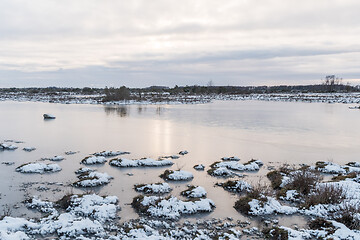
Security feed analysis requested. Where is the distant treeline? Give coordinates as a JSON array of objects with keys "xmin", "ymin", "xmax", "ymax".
[
  {"xmin": 135, "ymin": 83, "xmax": 360, "ymax": 94},
  {"xmin": 1, "ymin": 84, "xmax": 359, "ymax": 102}
]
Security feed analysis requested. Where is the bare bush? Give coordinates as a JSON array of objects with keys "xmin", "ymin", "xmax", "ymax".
[
  {"xmin": 335, "ymin": 202, "xmax": 360, "ymax": 230},
  {"xmin": 285, "ymin": 169, "xmax": 322, "ymax": 195},
  {"xmin": 234, "ymin": 183, "xmax": 271, "ymax": 215},
  {"xmin": 302, "ymin": 184, "xmax": 346, "ymax": 209}
]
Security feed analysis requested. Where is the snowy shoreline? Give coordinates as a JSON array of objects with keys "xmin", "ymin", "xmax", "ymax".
[
  {"xmin": 2, "ymin": 141, "xmax": 360, "ymax": 239},
  {"xmin": 1, "ymin": 92, "xmax": 360, "ymax": 105}
]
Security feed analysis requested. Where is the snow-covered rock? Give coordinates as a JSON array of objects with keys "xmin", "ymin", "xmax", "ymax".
[
  {"xmin": 160, "ymin": 170, "xmax": 194, "ymax": 181},
  {"xmin": 280, "ymin": 190, "xmax": 300, "ymax": 202},
  {"xmin": 68, "ymin": 194, "xmax": 119, "ymax": 223},
  {"xmin": 74, "ymin": 171, "xmax": 113, "ymax": 187},
  {"xmin": 179, "ymin": 150, "xmax": 188, "ymax": 155},
  {"xmin": 160, "ymin": 155, "xmax": 180, "ymax": 159},
  {"xmin": 313, "ymin": 161, "xmax": 360, "ymax": 175},
  {"xmin": 134, "ymin": 183, "xmax": 172, "ymax": 194},
  {"xmin": 25, "ymin": 197, "xmax": 55, "ymax": 213},
  {"xmin": 93, "ymin": 150, "xmax": 130, "ymax": 157},
  {"xmin": 279, "ymin": 220, "xmax": 360, "ymax": 240},
  {"xmin": 221, "ymin": 156, "xmax": 240, "ymax": 161},
  {"xmin": 0, "ymin": 217, "xmax": 38, "ymax": 239},
  {"xmin": 110, "ymin": 158, "xmax": 173, "ymax": 167},
  {"xmin": 23, "ymin": 147, "xmax": 36, "ymax": 152},
  {"xmin": 133, "ymin": 195, "xmax": 215, "ymax": 219},
  {"xmin": 16, "ymin": 163, "xmax": 61, "ymax": 174},
  {"xmin": 193, "ymin": 164, "xmax": 205, "ymax": 170},
  {"xmin": 181, "ymin": 186, "xmax": 207, "ymax": 198},
  {"xmin": 222, "ymin": 180, "xmax": 252, "ymax": 193},
  {"xmin": 214, "ymin": 159, "xmax": 263, "ymax": 171},
  {"xmin": 65, "ymin": 151, "xmax": 77, "ymax": 155},
  {"xmin": 0, "ymin": 143, "xmax": 18, "ymax": 150},
  {"xmin": 43, "ymin": 113, "xmax": 56, "ymax": 119},
  {"xmin": 50, "ymin": 156, "xmax": 65, "ymax": 161},
  {"xmin": 248, "ymin": 197, "xmax": 298, "ymax": 215},
  {"xmin": 81, "ymin": 156, "xmax": 107, "ymax": 165},
  {"xmin": 75, "ymin": 167, "xmax": 94, "ymax": 174},
  {"xmin": 18, "ymin": 193, "xmax": 120, "ymax": 238},
  {"xmin": 208, "ymin": 167, "xmax": 238, "ymax": 177},
  {"xmin": 347, "ymin": 161, "xmax": 360, "ymax": 168}
]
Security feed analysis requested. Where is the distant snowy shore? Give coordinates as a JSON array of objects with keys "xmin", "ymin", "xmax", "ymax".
[{"xmin": 1, "ymin": 91, "xmax": 360, "ymax": 105}]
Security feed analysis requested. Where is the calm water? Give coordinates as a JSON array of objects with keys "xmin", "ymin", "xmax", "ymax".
[{"xmin": 0, "ymin": 100, "xmax": 359, "ymax": 226}]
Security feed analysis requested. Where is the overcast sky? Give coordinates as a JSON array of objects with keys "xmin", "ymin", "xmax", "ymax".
[{"xmin": 0, "ymin": 0, "xmax": 360, "ymax": 87}]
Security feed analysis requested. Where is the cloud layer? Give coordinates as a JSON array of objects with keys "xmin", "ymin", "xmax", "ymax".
[{"xmin": 0, "ymin": 0, "xmax": 360, "ymax": 87}]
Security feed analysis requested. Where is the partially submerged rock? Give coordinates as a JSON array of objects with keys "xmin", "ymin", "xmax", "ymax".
[
  {"xmin": 65, "ymin": 151, "xmax": 78, "ymax": 155},
  {"xmin": 208, "ymin": 159, "xmax": 263, "ymax": 178},
  {"xmin": 213, "ymin": 159, "xmax": 263, "ymax": 171},
  {"xmin": 43, "ymin": 113, "xmax": 56, "ymax": 119},
  {"xmin": 207, "ymin": 167, "xmax": 239, "ymax": 178},
  {"xmin": 109, "ymin": 158, "xmax": 173, "ymax": 167},
  {"xmin": 347, "ymin": 161, "xmax": 360, "ymax": 168},
  {"xmin": 132, "ymin": 195, "xmax": 215, "ymax": 219},
  {"xmin": 193, "ymin": 164, "xmax": 205, "ymax": 171},
  {"xmin": 81, "ymin": 156, "xmax": 107, "ymax": 165},
  {"xmin": 160, "ymin": 170, "xmax": 194, "ymax": 181},
  {"xmin": 0, "ymin": 143, "xmax": 18, "ymax": 150},
  {"xmin": 5, "ymin": 193, "xmax": 120, "ymax": 239},
  {"xmin": 134, "ymin": 183, "xmax": 172, "ymax": 194},
  {"xmin": 41, "ymin": 155, "xmax": 65, "ymax": 161},
  {"xmin": 50, "ymin": 155, "xmax": 65, "ymax": 161},
  {"xmin": 179, "ymin": 150, "xmax": 188, "ymax": 155},
  {"xmin": 2, "ymin": 161, "xmax": 15, "ymax": 165},
  {"xmin": 65, "ymin": 194, "xmax": 119, "ymax": 222},
  {"xmin": 313, "ymin": 161, "xmax": 360, "ymax": 175},
  {"xmin": 220, "ymin": 180, "xmax": 252, "ymax": 193},
  {"xmin": 75, "ymin": 167, "xmax": 94, "ymax": 174},
  {"xmin": 16, "ymin": 162, "xmax": 61, "ymax": 174},
  {"xmin": 221, "ymin": 156, "xmax": 240, "ymax": 161},
  {"xmin": 248, "ymin": 197, "xmax": 298, "ymax": 215},
  {"xmin": 73, "ymin": 171, "xmax": 113, "ymax": 187},
  {"xmin": 181, "ymin": 186, "xmax": 207, "ymax": 198},
  {"xmin": 24, "ymin": 197, "xmax": 55, "ymax": 213},
  {"xmin": 92, "ymin": 150, "xmax": 130, "ymax": 157},
  {"xmin": 160, "ymin": 155, "xmax": 180, "ymax": 159},
  {"xmin": 23, "ymin": 147, "xmax": 36, "ymax": 152},
  {"xmin": 314, "ymin": 161, "xmax": 348, "ymax": 174}
]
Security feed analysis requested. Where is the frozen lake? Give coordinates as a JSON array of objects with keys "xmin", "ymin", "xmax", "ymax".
[{"xmin": 0, "ymin": 100, "xmax": 359, "ymax": 226}]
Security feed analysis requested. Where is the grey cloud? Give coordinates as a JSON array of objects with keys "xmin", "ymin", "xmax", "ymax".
[{"xmin": 0, "ymin": 0, "xmax": 360, "ymax": 87}]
